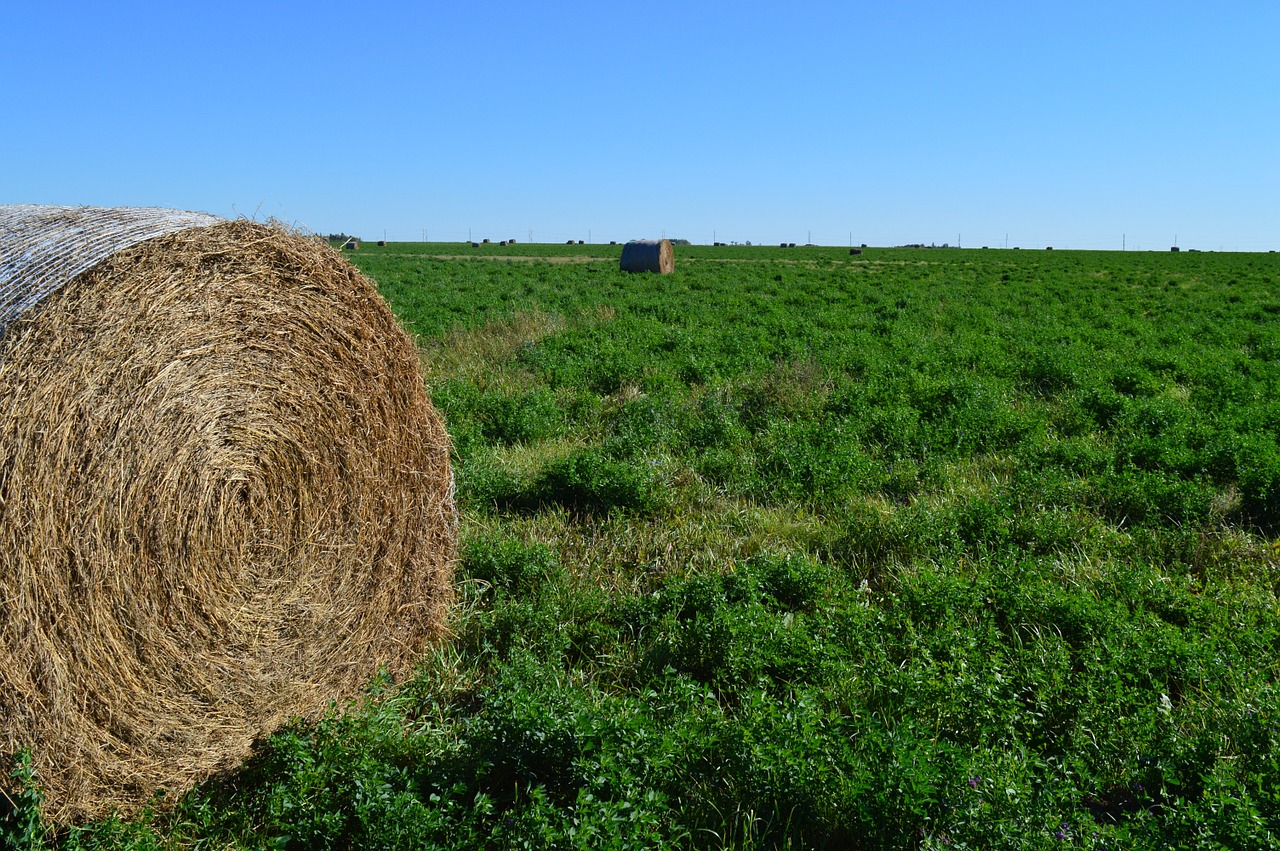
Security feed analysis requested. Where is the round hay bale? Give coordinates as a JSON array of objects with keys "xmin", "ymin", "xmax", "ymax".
[
  {"xmin": 619, "ymin": 239, "xmax": 674, "ymax": 274},
  {"xmin": 0, "ymin": 206, "xmax": 456, "ymax": 823}
]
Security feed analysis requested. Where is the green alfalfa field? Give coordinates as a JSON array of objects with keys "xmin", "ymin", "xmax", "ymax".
[{"xmin": 10, "ymin": 244, "xmax": 1280, "ymax": 849}]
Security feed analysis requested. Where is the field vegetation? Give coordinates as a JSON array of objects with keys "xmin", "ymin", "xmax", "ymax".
[{"xmin": 8, "ymin": 244, "xmax": 1280, "ymax": 848}]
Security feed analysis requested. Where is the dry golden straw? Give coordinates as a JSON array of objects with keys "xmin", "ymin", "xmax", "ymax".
[
  {"xmin": 0, "ymin": 208, "xmax": 455, "ymax": 823},
  {"xmin": 619, "ymin": 239, "xmax": 674, "ymax": 274}
]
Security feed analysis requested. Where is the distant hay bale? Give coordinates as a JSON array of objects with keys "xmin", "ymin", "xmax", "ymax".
[
  {"xmin": 0, "ymin": 205, "xmax": 456, "ymax": 823},
  {"xmin": 849, "ymin": 248, "xmax": 862, "ymax": 255},
  {"xmin": 377, "ymin": 239, "xmax": 387, "ymax": 247},
  {"xmin": 619, "ymin": 239, "xmax": 674, "ymax": 274},
  {"xmin": 343, "ymin": 238, "xmax": 359, "ymax": 250}
]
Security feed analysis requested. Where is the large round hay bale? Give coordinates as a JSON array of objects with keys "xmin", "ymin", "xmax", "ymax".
[
  {"xmin": 0, "ymin": 206, "xmax": 456, "ymax": 822},
  {"xmin": 619, "ymin": 239, "xmax": 674, "ymax": 274}
]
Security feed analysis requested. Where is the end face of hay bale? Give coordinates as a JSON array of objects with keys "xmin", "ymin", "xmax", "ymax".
[
  {"xmin": 0, "ymin": 213, "xmax": 456, "ymax": 823},
  {"xmin": 619, "ymin": 239, "xmax": 674, "ymax": 274}
]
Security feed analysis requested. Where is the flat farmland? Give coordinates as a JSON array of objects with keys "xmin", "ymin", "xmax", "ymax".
[{"xmin": 48, "ymin": 246, "xmax": 1280, "ymax": 848}]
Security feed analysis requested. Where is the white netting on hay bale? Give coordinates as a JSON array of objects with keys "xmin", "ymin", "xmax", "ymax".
[{"xmin": 0, "ymin": 205, "xmax": 223, "ymax": 334}]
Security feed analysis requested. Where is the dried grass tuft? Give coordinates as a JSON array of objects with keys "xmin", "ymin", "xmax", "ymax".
[{"xmin": 0, "ymin": 214, "xmax": 456, "ymax": 823}]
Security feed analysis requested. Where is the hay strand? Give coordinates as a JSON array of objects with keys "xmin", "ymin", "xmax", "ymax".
[
  {"xmin": 0, "ymin": 208, "xmax": 456, "ymax": 822},
  {"xmin": 619, "ymin": 239, "xmax": 674, "ymax": 274}
]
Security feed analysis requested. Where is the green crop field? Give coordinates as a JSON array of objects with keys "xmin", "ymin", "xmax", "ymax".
[{"xmin": 15, "ymin": 245, "xmax": 1280, "ymax": 848}]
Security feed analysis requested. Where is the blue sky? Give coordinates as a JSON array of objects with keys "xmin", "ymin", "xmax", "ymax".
[{"xmin": 5, "ymin": 1, "xmax": 1277, "ymax": 250}]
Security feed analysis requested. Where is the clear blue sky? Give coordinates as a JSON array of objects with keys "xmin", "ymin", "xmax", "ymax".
[{"xmin": 5, "ymin": 1, "xmax": 1277, "ymax": 250}]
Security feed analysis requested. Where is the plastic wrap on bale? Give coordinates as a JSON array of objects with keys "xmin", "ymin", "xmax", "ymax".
[{"xmin": 619, "ymin": 239, "xmax": 674, "ymax": 274}]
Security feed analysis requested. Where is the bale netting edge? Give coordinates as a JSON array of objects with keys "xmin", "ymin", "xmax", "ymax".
[
  {"xmin": 0, "ymin": 208, "xmax": 456, "ymax": 823},
  {"xmin": 0, "ymin": 205, "xmax": 223, "ymax": 336},
  {"xmin": 619, "ymin": 239, "xmax": 674, "ymax": 274}
]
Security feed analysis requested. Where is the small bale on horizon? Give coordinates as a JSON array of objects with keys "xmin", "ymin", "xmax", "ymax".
[{"xmin": 619, "ymin": 239, "xmax": 675, "ymax": 274}]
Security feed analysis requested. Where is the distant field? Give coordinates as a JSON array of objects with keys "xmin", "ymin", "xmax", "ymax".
[{"xmin": 32, "ymin": 245, "xmax": 1280, "ymax": 848}]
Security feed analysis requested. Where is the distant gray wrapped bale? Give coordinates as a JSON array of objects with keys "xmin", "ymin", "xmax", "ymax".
[{"xmin": 620, "ymin": 239, "xmax": 674, "ymax": 274}]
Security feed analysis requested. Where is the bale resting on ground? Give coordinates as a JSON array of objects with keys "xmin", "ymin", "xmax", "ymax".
[
  {"xmin": 619, "ymin": 239, "xmax": 674, "ymax": 274},
  {"xmin": 0, "ymin": 206, "xmax": 456, "ymax": 823}
]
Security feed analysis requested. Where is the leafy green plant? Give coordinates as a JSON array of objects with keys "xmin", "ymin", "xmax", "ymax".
[{"xmin": 34, "ymin": 245, "xmax": 1280, "ymax": 848}]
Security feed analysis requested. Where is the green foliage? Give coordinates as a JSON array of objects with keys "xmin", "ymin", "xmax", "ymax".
[
  {"xmin": 19, "ymin": 246, "xmax": 1280, "ymax": 849},
  {"xmin": 457, "ymin": 447, "xmax": 663, "ymax": 516},
  {"xmin": 1, "ymin": 753, "xmax": 48, "ymax": 851}
]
